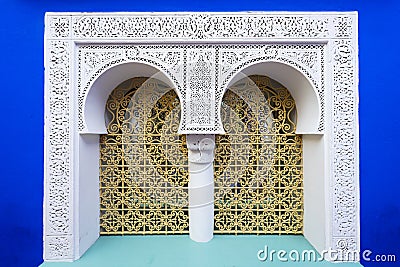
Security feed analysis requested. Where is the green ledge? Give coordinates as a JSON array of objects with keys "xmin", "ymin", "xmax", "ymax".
[{"xmin": 40, "ymin": 235, "xmax": 363, "ymax": 267}]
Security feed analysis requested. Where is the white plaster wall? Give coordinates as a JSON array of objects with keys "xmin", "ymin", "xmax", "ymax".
[
  {"xmin": 303, "ymin": 134, "xmax": 326, "ymax": 254},
  {"xmin": 77, "ymin": 134, "xmax": 100, "ymax": 259},
  {"xmin": 74, "ymin": 131, "xmax": 331, "ymax": 259}
]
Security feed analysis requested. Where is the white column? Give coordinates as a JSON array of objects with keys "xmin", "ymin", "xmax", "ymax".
[{"xmin": 186, "ymin": 134, "xmax": 215, "ymax": 242}]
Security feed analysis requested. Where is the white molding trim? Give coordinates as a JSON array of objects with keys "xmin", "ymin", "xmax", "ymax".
[{"xmin": 44, "ymin": 12, "xmax": 359, "ymax": 262}]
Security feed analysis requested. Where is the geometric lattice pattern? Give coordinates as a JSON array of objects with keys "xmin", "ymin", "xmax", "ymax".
[
  {"xmin": 214, "ymin": 75, "xmax": 303, "ymax": 234},
  {"xmin": 100, "ymin": 75, "xmax": 303, "ymax": 235},
  {"xmin": 100, "ymin": 77, "xmax": 189, "ymax": 234}
]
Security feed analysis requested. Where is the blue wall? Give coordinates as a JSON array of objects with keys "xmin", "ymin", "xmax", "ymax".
[{"xmin": 0, "ymin": 0, "xmax": 398, "ymax": 266}]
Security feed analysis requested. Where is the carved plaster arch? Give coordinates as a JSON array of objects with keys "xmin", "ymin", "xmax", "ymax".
[
  {"xmin": 82, "ymin": 61, "xmax": 183, "ymax": 133},
  {"xmin": 219, "ymin": 60, "xmax": 321, "ymax": 134}
]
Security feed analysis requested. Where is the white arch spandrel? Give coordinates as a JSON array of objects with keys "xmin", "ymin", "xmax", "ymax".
[
  {"xmin": 82, "ymin": 61, "xmax": 182, "ymax": 134},
  {"xmin": 221, "ymin": 61, "xmax": 321, "ymax": 134}
]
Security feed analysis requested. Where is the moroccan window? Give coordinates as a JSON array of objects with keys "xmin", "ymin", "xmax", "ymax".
[
  {"xmin": 214, "ymin": 75, "xmax": 303, "ymax": 234},
  {"xmin": 44, "ymin": 13, "xmax": 359, "ymax": 262},
  {"xmin": 100, "ymin": 75, "xmax": 303, "ymax": 235},
  {"xmin": 99, "ymin": 77, "xmax": 189, "ymax": 234}
]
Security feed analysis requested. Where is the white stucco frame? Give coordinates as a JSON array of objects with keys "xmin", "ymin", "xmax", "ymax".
[{"xmin": 44, "ymin": 12, "xmax": 359, "ymax": 262}]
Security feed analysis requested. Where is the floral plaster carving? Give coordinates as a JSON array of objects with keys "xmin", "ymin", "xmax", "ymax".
[
  {"xmin": 45, "ymin": 40, "xmax": 73, "ymax": 259},
  {"xmin": 44, "ymin": 12, "xmax": 358, "ymax": 261},
  {"xmin": 70, "ymin": 14, "xmax": 329, "ymax": 39},
  {"xmin": 331, "ymin": 39, "xmax": 359, "ymax": 255},
  {"xmin": 77, "ymin": 44, "xmax": 324, "ymax": 133}
]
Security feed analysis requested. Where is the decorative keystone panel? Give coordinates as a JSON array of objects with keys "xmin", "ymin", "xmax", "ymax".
[
  {"xmin": 44, "ymin": 12, "xmax": 359, "ymax": 262},
  {"xmin": 186, "ymin": 47, "xmax": 216, "ymax": 129}
]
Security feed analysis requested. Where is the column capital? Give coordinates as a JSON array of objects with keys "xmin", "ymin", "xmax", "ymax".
[{"xmin": 186, "ymin": 134, "xmax": 215, "ymax": 164}]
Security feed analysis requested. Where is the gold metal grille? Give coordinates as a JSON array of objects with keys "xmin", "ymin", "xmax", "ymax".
[
  {"xmin": 99, "ymin": 75, "xmax": 303, "ymax": 236},
  {"xmin": 214, "ymin": 75, "xmax": 303, "ymax": 234},
  {"xmin": 100, "ymin": 77, "xmax": 189, "ymax": 234}
]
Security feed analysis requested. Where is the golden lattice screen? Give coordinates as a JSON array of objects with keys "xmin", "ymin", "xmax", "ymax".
[
  {"xmin": 100, "ymin": 78, "xmax": 189, "ymax": 234},
  {"xmin": 99, "ymin": 75, "xmax": 303, "ymax": 235},
  {"xmin": 214, "ymin": 75, "xmax": 303, "ymax": 234}
]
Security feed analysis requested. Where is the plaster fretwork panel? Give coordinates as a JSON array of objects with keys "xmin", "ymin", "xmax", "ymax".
[
  {"xmin": 217, "ymin": 44, "xmax": 324, "ymax": 131},
  {"xmin": 77, "ymin": 44, "xmax": 324, "ymax": 134},
  {"xmin": 331, "ymin": 39, "xmax": 359, "ymax": 253},
  {"xmin": 77, "ymin": 45, "xmax": 185, "ymax": 132},
  {"xmin": 186, "ymin": 47, "xmax": 216, "ymax": 131},
  {"xmin": 44, "ymin": 40, "xmax": 73, "ymax": 260},
  {"xmin": 69, "ymin": 14, "xmax": 330, "ymax": 40},
  {"xmin": 44, "ymin": 12, "xmax": 359, "ymax": 262}
]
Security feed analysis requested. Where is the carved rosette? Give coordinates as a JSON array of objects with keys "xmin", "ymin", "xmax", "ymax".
[
  {"xmin": 48, "ymin": 17, "xmax": 71, "ymax": 38},
  {"xmin": 45, "ymin": 12, "xmax": 359, "ymax": 262},
  {"xmin": 44, "ymin": 236, "xmax": 73, "ymax": 260}
]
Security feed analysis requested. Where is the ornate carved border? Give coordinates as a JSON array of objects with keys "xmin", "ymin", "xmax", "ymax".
[
  {"xmin": 44, "ymin": 12, "xmax": 358, "ymax": 261},
  {"xmin": 44, "ymin": 40, "xmax": 73, "ymax": 260},
  {"xmin": 47, "ymin": 13, "xmax": 350, "ymax": 40}
]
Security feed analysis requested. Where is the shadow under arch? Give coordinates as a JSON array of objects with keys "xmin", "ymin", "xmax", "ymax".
[
  {"xmin": 219, "ymin": 60, "xmax": 320, "ymax": 134},
  {"xmin": 83, "ymin": 61, "xmax": 183, "ymax": 134}
]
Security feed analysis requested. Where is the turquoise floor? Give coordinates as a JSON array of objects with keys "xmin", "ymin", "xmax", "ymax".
[{"xmin": 40, "ymin": 235, "xmax": 363, "ymax": 267}]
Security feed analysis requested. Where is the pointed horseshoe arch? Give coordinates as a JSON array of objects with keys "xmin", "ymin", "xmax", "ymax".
[
  {"xmin": 219, "ymin": 61, "xmax": 321, "ymax": 134},
  {"xmin": 83, "ymin": 61, "xmax": 183, "ymax": 134}
]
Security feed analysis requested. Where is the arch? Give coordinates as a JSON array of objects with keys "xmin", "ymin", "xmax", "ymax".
[
  {"xmin": 99, "ymin": 77, "xmax": 189, "ymax": 234},
  {"xmin": 220, "ymin": 61, "xmax": 320, "ymax": 134},
  {"xmin": 214, "ymin": 75, "xmax": 303, "ymax": 234},
  {"xmin": 83, "ymin": 61, "xmax": 182, "ymax": 134}
]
